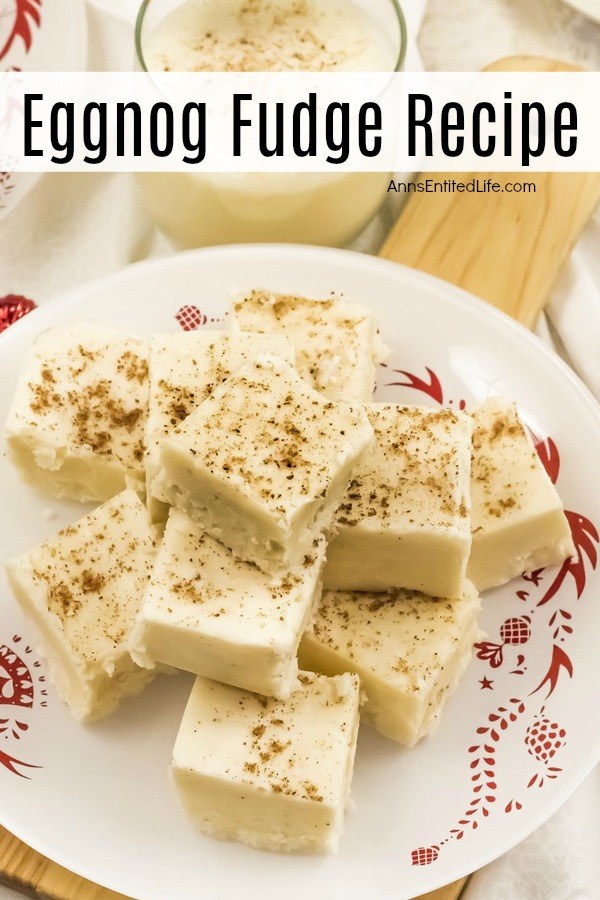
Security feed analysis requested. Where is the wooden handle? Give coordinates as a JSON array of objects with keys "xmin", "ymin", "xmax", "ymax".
[{"xmin": 380, "ymin": 56, "xmax": 600, "ymax": 329}]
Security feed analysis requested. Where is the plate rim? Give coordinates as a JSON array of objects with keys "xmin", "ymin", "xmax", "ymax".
[{"xmin": 2, "ymin": 243, "xmax": 600, "ymax": 899}]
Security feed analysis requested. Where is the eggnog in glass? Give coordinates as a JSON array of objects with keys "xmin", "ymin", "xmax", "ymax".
[{"xmin": 135, "ymin": 0, "xmax": 406, "ymax": 248}]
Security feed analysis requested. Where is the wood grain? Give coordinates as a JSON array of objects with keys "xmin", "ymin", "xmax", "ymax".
[
  {"xmin": 381, "ymin": 57, "xmax": 600, "ymax": 329},
  {"xmin": 2, "ymin": 52, "xmax": 596, "ymax": 900},
  {"xmin": 0, "ymin": 826, "xmax": 127, "ymax": 899}
]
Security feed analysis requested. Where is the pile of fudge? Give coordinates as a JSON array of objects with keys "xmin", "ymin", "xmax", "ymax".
[{"xmin": 4, "ymin": 290, "xmax": 574, "ymax": 854}]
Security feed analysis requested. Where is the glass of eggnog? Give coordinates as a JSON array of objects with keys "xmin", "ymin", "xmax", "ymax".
[{"xmin": 135, "ymin": 0, "xmax": 406, "ymax": 248}]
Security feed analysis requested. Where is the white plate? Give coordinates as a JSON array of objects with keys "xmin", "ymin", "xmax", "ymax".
[
  {"xmin": 1, "ymin": 245, "xmax": 600, "ymax": 900},
  {"xmin": 0, "ymin": 0, "xmax": 88, "ymax": 220}
]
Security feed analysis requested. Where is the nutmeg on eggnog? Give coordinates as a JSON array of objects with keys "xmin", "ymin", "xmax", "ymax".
[{"xmin": 136, "ymin": 0, "xmax": 404, "ymax": 248}]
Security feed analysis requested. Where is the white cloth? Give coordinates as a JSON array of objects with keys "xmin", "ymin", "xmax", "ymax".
[{"xmin": 0, "ymin": 2, "xmax": 598, "ymax": 899}]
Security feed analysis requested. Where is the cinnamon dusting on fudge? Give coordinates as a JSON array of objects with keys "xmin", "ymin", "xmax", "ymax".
[{"xmin": 471, "ymin": 402, "xmax": 535, "ymax": 523}]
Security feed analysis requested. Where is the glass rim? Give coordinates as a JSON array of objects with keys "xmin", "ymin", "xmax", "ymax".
[{"xmin": 135, "ymin": 0, "xmax": 408, "ymax": 74}]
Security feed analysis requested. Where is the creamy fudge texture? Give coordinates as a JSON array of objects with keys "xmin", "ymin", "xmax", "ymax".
[
  {"xmin": 171, "ymin": 671, "xmax": 360, "ymax": 853},
  {"xmin": 146, "ymin": 330, "xmax": 293, "ymax": 521},
  {"xmin": 324, "ymin": 404, "xmax": 472, "ymax": 598},
  {"xmin": 5, "ymin": 323, "xmax": 149, "ymax": 502},
  {"xmin": 134, "ymin": 509, "xmax": 326, "ymax": 699},
  {"xmin": 299, "ymin": 584, "xmax": 481, "ymax": 747},
  {"xmin": 230, "ymin": 289, "xmax": 388, "ymax": 402},
  {"xmin": 5, "ymin": 490, "xmax": 158, "ymax": 721},
  {"xmin": 153, "ymin": 353, "xmax": 374, "ymax": 575},
  {"xmin": 468, "ymin": 398, "xmax": 575, "ymax": 591}
]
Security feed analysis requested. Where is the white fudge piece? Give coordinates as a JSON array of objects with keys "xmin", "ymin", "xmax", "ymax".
[
  {"xmin": 230, "ymin": 289, "xmax": 388, "ymax": 402},
  {"xmin": 134, "ymin": 509, "xmax": 326, "ymax": 699},
  {"xmin": 146, "ymin": 330, "xmax": 294, "ymax": 521},
  {"xmin": 300, "ymin": 583, "xmax": 481, "ymax": 747},
  {"xmin": 171, "ymin": 671, "xmax": 360, "ymax": 853},
  {"xmin": 5, "ymin": 490, "xmax": 157, "ymax": 721},
  {"xmin": 324, "ymin": 404, "xmax": 472, "ymax": 598},
  {"xmin": 468, "ymin": 398, "xmax": 575, "ymax": 591},
  {"xmin": 5, "ymin": 323, "xmax": 148, "ymax": 502},
  {"xmin": 153, "ymin": 353, "xmax": 374, "ymax": 576}
]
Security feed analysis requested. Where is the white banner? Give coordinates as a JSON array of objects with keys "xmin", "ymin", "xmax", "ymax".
[{"xmin": 0, "ymin": 71, "xmax": 598, "ymax": 172}]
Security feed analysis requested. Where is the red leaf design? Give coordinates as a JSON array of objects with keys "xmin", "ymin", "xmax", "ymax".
[
  {"xmin": 387, "ymin": 367, "xmax": 443, "ymax": 404},
  {"xmin": 537, "ymin": 511, "xmax": 599, "ymax": 607},
  {"xmin": 474, "ymin": 641, "xmax": 504, "ymax": 669},
  {"xmin": 0, "ymin": 0, "xmax": 43, "ymax": 62},
  {"xmin": 0, "ymin": 748, "xmax": 40, "ymax": 778},
  {"xmin": 533, "ymin": 435, "xmax": 561, "ymax": 484},
  {"xmin": 522, "ymin": 569, "xmax": 544, "ymax": 587},
  {"xmin": 530, "ymin": 644, "xmax": 574, "ymax": 699}
]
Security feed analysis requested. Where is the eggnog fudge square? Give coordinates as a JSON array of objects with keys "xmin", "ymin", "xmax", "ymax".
[
  {"xmin": 299, "ymin": 583, "xmax": 481, "ymax": 747},
  {"xmin": 468, "ymin": 397, "xmax": 575, "ymax": 591},
  {"xmin": 153, "ymin": 353, "xmax": 374, "ymax": 575},
  {"xmin": 171, "ymin": 671, "xmax": 360, "ymax": 853},
  {"xmin": 5, "ymin": 323, "xmax": 148, "ymax": 502},
  {"xmin": 134, "ymin": 509, "xmax": 326, "ymax": 699},
  {"xmin": 146, "ymin": 331, "xmax": 293, "ymax": 520},
  {"xmin": 324, "ymin": 404, "xmax": 472, "ymax": 598},
  {"xmin": 230, "ymin": 289, "xmax": 388, "ymax": 402},
  {"xmin": 5, "ymin": 490, "xmax": 157, "ymax": 722}
]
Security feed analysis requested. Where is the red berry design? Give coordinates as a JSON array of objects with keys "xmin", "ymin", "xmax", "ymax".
[
  {"xmin": 0, "ymin": 643, "xmax": 35, "ymax": 708},
  {"xmin": 175, "ymin": 305, "xmax": 207, "ymax": 331},
  {"xmin": 411, "ymin": 846, "xmax": 439, "ymax": 866},
  {"xmin": 500, "ymin": 616, "xmax": 531, "ymax": 646},
  {"xmin": 0, "ymin": 295, "xmax": 36, "ymax": 333},
  {"xmin": 525, "ymin": 714, "xmax": 566, "ymax": 763}
]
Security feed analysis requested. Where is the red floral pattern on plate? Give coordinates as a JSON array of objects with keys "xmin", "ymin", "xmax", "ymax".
[
  {"xmin": 391, "ymin": 366, "xmax": 599, "ymax": 866},
  {"xmin": 175, "ymin": 305, "xmax": 223, "ymax": 330},
  {"xmin": 0, "ymin": 637, "xmax": 45, "ymax": 778}
]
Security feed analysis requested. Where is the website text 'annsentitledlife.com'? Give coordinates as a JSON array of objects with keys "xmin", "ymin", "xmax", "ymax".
[{"xmin": 388, "ymin": 178, "xmax": 537, "ymax": 194}]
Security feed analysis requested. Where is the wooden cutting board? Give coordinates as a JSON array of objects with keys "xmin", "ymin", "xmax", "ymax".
[
  {"xmin": 381, "ymin": 55, "xmax": 600, "ymax": 329},
  {"xmin": 1, "ymin": 53, "xmax": 598, "ymax": 900}
]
